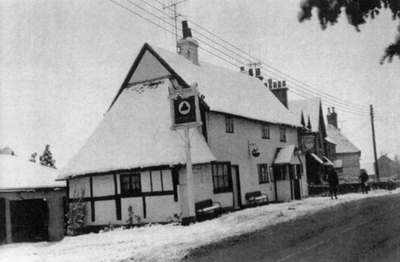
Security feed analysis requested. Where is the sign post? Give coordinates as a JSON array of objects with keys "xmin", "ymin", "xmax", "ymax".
[{"xmin": 169, "ymin": 81, "xmax": 201, "ymax": 224}]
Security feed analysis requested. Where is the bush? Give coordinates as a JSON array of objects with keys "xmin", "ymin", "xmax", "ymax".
[{"xmin": 66, "ymin": 190, "xmax": 87, "ymax": 236}]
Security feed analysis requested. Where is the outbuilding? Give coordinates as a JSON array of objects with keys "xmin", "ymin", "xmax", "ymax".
[{"xmin": 0, "ymin": 155, "xmax": 65, "ymax": 244}]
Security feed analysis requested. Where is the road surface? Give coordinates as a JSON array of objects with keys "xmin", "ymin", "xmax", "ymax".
[{"xmin": 184, "ymin": 192, "xmax": 400, "ymax": 262}]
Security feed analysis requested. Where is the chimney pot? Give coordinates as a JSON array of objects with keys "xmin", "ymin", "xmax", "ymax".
[
  {"xmin": 327, "ymin": 107, "xmax": 338, "ymax": 128},
  {"xmin": 249, "ymin": 68, "xmax": 254, "ymax": 76},
  {"xmin": 268, "ymin": 79, "xmax": 273, "ymax": 88},
  {"xmin": 182, "ymin": 21, "xmax": 189, "ymax": 38}
]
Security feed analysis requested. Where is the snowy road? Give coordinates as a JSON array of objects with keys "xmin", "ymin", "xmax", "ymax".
[
  {"xmin": 1, "ymin": 190, "xmax": 399, "ymax": 262},
  {"xmin": 184, "ymin": 192, "xmax": 400, "ymax": 262}
]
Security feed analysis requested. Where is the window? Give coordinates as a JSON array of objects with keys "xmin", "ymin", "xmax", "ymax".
[
  {"xmin": 225, "ymin": 115, "xmax": 234, "ymax": 133},
  {"xmin": 273, "ymin": 165, "xmax": 287, "ymax": 181},
  {"xmin": 262, "ymin": 125, "xmax": 270, "ymax": 139},
  {"xmin": 258, "ymin": 164, "xmax": 269, "ymax": 184},
  {"xmin": 211, "ymin": 162, "xmax": 232, "ymax": 193},
  {"xmin": 279, "ymin": 126, "xmax": 286, "ymax": 142},
  {"xmin": 120, "ymin": 173, "xmax": 141, "ymax": 195}
]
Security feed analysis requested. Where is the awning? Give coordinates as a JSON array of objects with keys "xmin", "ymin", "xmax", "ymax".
[
  {"xmin": 310, "ymin": 153, "xmax": 324, "ymax": 164},
  {"xmin": 325, "ymin": 136, "xmax": 336, "ymax": 145},
  {"xmin": 322, "ymin": 156, "xmax": 334, "ymax": 166},
  {"xmin": 274, "ymin": 145, "xmax": 301, "ymax": 165}
]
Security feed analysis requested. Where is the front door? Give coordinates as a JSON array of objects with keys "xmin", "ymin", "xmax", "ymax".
[
  {"xmin": 293, "ymin": 179, "xmax": 301, "ymax": 200},
  {"xmin": 231, "ymin": 165, "xmax": 242, "ymax": 209}
]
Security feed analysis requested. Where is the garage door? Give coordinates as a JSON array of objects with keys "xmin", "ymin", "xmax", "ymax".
[
  {"xmin": 0, "ymin": 198, "xmax": 5, "ymax": 243},
  {"xmin": 10, "ymin": 199, "xmax": 49, "ymax": 242}
]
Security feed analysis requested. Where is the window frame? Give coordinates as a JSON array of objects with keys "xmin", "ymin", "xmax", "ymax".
[
  {"xmin": 279, "ymin": 126, "xmax": 287, "ymax": 142},
  {"xmin": 211, "ymin": 162, "xmax": 233, "ymax": 193},
  {"xmin": 261, "ymin": 124, "xmax": 270, "ymax": 139},
  {"xmin": 258, "ymin": 164, "xmax": 270, "ymax": 184},
  {"xmin": 225, "ymin": 115, "xmax": 234, "ymax": 133},
  {"xmin": 120, "ymin": 172, "xmax": 142, "ymax": 196}
]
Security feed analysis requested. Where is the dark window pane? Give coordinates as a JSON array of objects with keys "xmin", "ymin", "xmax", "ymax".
[
  {"xmin": 131, "ymin": 173, "xmax": 141, "ymax": 192},
  {"xmin": 280, "ymin": 126, "xmax": 286, "ymax": 142},
  {"xmin": 121, "ymin": 175, "xmax": 130, "ymax": 194},
  {"xmin": 211, "ymin": 162, "xmax": 232, "ymax": 192},
  {"xmin": 225, "ymin": 116, "xmax": 234, "ymax": 133}
]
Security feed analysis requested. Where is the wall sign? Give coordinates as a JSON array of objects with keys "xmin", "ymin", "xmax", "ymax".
[{"xmin": 302, "ymin": 134, "xmax": 315, "ymax": 152}]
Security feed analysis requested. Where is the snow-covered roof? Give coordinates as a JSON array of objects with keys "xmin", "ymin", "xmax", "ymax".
[
  {"xmin": 0, "ymin": 155, "xmax": 64, "ymax": 191},
  {"xmin": 120, "ymin": 44, "xmax": 300, "ymax": 127},
  {"xmin": 59, "ymin": 79, "xmax": 216, "ymax": 179},
  {"xmin": 289, "ymin": 97, "xmax": 323, "ymax": 133},
  {"xmin": 274, "ymin": 144, "xmax": 300, "ymax": 165},
  {"xmin": 326, "ymin": 124, "xmax": 360, "ymax": 154}
]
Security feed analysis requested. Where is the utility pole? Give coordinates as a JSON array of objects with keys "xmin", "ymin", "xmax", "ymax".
[
  {"xmin": 163, "ymin": 0, "xmax": 189, "ymax": 51},
  {"xmin": 370, "ymin": 104, "xmax": 380, "ymax": 181}
]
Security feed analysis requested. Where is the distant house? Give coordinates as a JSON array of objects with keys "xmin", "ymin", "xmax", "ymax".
[
  {"xmin": 376, "ymin": 154, "xmax": 400, "ymax": 181},
  {"xmin": 58, "ymin": 22, "xmax": 308, "ymax": 228},
  {"xmin": 326, "ymin": 108, "xmax": 361, "ymax": 183},
  {"xmin": 0, "ymin": 154, "xmax": 65, "ymax": 244},
  {"xmin": 289, "ymin": 98, "xmax": 334, "ymax": 185}
]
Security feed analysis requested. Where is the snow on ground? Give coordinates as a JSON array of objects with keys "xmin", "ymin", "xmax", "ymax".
[{"xmin": 1, "ymin": 189, "xmax": 399, "ymax": 262}]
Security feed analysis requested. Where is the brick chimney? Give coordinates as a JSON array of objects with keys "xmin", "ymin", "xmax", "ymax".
[
  {"xmin": 327, "ymin": 107, "xmax": 338, "ymax": 128},
  {"xmin": 268, "ymin": 80, "xmax": 288, "ymax": 108},
  {"xmin": 177, "ymin": 21, "xmax": 199, "ymax": 65}
]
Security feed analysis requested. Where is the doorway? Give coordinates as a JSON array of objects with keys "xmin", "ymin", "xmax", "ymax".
[
  {"xmin": 231, "ymin": 165, "xmax": 242, "ymax": 209},
  {"xmin": 10, "ymin": 199, "xmax": 49, "ymax": 242},
  {"xmin": 293, "ymin": 179, "xmax": 301, "ymax": 200}
]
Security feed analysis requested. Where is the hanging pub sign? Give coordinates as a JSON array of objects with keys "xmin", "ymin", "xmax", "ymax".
[
  {"xmin": 301, "ymin": 134, "xmax": 315, "ymax": 152},
  {"xmin": 169, "ymin": 80, "xmax": 202, "ymax": 129}
]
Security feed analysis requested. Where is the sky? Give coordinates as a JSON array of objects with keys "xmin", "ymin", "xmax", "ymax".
[{"xmin": 0, "ymin": 0, "xmax": 399, "ymax": 168}]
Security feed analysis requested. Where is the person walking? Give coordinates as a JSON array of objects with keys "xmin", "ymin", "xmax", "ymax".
[
  {"xmin": 359, "ymin": 170, "xmax": 369, "ymax": 194},
  {"xmin": 327, "ymin": 166, "xmax": 339, "ymax": 199}
]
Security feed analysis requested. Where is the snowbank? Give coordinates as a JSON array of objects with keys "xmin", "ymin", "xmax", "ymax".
[{"xmin": 1, "ymin": 189, "xmax": 399, "ymax": 262}]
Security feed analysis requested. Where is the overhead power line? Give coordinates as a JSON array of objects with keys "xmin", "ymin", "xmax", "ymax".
[
  {"xmin": 144, "ymin": 0, "xmax": 369, "ymax": 113},
  {"xmin": 109, "ymin": 0, "xmax": 370, "ymax": 117}
]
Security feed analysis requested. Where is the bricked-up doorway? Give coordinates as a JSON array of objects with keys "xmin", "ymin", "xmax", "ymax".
[{"xmin": 10, "ymin": 199, "xmax": 49, "ymax": 242}]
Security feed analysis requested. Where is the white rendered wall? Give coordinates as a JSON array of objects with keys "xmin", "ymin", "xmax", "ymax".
[{"xmin": 207, "ymin": 112, "xmax": 302, "ymax": 204}]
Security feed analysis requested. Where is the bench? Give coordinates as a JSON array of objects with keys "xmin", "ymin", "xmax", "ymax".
[
  {"xmin": 245, "ymin": 191, "xmax": 268, "ymax": 206},
  {"xmin": 195, "ymin": 199, "xmax": 222, "ymax": 221}
]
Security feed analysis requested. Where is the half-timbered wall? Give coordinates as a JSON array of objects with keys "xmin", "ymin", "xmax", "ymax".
[{"xmin": 68, "ymin": 164, "xmax": 215, "ymax": 225}]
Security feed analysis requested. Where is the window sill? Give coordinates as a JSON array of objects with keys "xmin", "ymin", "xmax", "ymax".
[{"xmin": 213, "ymin": 188, "xmax": 233, "ymax": 194}]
